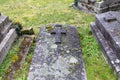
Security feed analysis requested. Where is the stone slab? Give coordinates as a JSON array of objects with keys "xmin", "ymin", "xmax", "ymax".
[
  {"xmin": 90, "ymin": 22, "xmax": 120, "ymax": 76},
  {"xmin": 27, "ymin": 24, "xmax": 86, "ymax": 80},
  {"xmin": 95, "ymin": 11, "xmax": 120, "ymax": 59},
  {"xmin": 0, "ymin": 29, "xmax": 17, "ymax": 64}
]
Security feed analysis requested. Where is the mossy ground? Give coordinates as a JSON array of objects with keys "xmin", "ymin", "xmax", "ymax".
[{"xmin": 0, "ymin": 0, "xmax": 117, "ymax": 80}]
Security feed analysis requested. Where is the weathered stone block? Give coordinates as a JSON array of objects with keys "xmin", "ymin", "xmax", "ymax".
[
  {"xmin": 27, "ymin": 24, "xmax": 86, "ymax": 80},
  {"xmin": 0, "ymin": 29, "xmax": 17, "ymax": 64},
  {"xmin": 0, "ymin": 15, "xmax": 12, "ymax": 36},
  {"xmin": 90, "ymin": 22, "xmax": 120, "ymax": 75},
  {"xmin": 0, "ymin": 14, "xmax": 13, "ymax": 42},
  {"xmin": 0, "ymin": 15, "xmax": 9, "ymax": 26},
  {"xmin": 90, "ymin": 11, "xmax": 120, "ymax": 78},
  {"xmin": 95, "ymin": 11, "xmax": 120, "ymax": 58},
  {"xmin": 0, "ymin": 16, "xmax": 8, "ymax": 31},
  {"xmin": 73, "ymin": 0, "xmax": 120, "ymax": 13}
]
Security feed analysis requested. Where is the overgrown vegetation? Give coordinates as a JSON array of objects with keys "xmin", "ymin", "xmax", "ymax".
[{"xmin": 0, "ymin": 0, "xmax": 117, "ymax": 80}]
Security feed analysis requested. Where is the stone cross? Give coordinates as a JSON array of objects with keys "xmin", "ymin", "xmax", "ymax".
[
  {"xmin": 104, "ymin": 15, "xmax": 117, "ymax": 22},
  {"xmin": 51, "ymin": 26, "xmax": 66, "ymax": 44}
]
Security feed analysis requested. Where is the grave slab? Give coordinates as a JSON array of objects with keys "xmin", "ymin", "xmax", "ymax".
[
  {"xmin": 95, "ymin": 11, "xmax": 120, "ymax": 59},
  {"xmin": 27, "ymin": 24, "xmax": 87, "ymax": 80},
  {"xmin": 90, "ymin": 11, "xmax": 120, "ymax": 79}
]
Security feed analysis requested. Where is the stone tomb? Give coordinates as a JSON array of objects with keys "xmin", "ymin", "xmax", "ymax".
[
  {"xmin": 90, "ymin": 11, "xmax": 120, "ymax": 78},
  {"xmin": 27, "ymin": 24, "xmax": 86, "ymax": 80},
  {"xmin": 73, "ymin": 0, "xmax": 120, "ymax": 13},
  {"xmin": 0, "ymin": 13, "xmax": 17, "ymax": 64}
]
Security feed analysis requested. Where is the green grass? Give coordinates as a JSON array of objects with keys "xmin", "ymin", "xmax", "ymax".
[{"xmin": 0, "ymin": 0, "xmax": 117, "ymax": 80}]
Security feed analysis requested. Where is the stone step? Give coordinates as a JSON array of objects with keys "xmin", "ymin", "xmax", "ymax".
[
  {"xmin": 0, "ymin": 15, "xmax": 10, "ymax": 31},
  {"xmin": 90, "ymin": 22, "xmax": 120, "ymax": 76},
  {"xmin": 95, "ymin": 11, "xmax": 120, "ymax": 59},
  {"xmin": 0, "ymin": 29, "xmax": 17, "ymax": 64}
]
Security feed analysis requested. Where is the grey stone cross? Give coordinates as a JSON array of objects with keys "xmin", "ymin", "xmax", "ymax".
[
  {"xmin": 51, "ymin": 26, "xmax": 66, "ymax": 44},
  {"xmin": 104, "ymin": 14, "xmax": 117, "ymax": 22}
]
